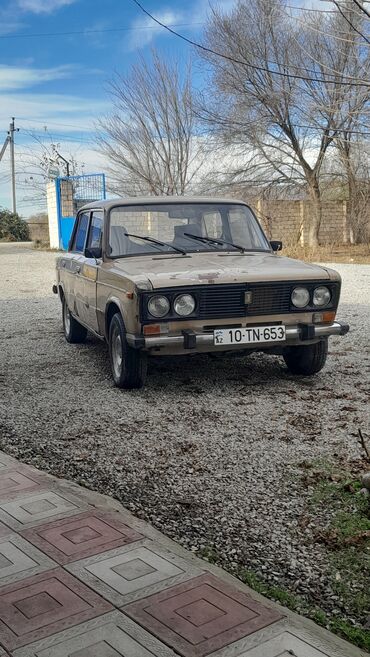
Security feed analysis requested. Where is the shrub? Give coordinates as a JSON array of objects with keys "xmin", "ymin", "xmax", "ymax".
[{"xmin": 0, "ymin": 209, "xmax": 29, "ymax": 242}]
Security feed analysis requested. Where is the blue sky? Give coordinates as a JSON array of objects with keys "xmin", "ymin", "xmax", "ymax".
[{"xmin": 0, "ymin": 0, "xmax": 326, "ymax": 215}]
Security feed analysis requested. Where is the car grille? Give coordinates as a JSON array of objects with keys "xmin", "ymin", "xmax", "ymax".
[
  {"xmin": 246, "ymin": 283, "xmax": 292, "ymax": 316},
  {"xmin": 197, "ymin": 283, "xmax": 292, "ymax": 318},
  {"xmin": 198, "ymin": 285, "xmax": 246, "ymax": 319}
]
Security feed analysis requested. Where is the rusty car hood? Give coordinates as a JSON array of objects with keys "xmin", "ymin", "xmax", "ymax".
[{"xmin": 111, "ymin": 252, "xmax": 335, "ymax": 289}]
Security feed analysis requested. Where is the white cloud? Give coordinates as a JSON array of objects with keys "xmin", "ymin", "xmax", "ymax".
[
  {"xmin": 0, "ymin": 5, "xmax": 26, "ymax": 35},
  {"xmin": 17, "ymin": 0, "xmax": 76, "ymax": 14},
  {"xmin": 0, "ymin": 65, "xmax": 75, "ymax": 91},
  {"xmin": 0, "ymin": 21, "xmax": 26, "ymax": 36},
  {"xmin": 127, "ymin": 9, "xmax": 184, "ymax": 51},
  {"xmin": 0, "ymin": 92, "xmax": 109, "ymax": 131},
  {"xmin": 191, "ymin": 0, "xmax": 237, "ymax": 23},
  {"xmin": 126, "ymin": 0, "xmax": 239, "ymax": 51}
]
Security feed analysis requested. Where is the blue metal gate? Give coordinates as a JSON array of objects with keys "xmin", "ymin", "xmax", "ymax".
[{"xmin": 56, "ymin": 173, "xmax": 106, "ymax": 249}]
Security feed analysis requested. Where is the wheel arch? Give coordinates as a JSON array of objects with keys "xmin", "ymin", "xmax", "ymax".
[
  {"xmin": 105, "ymin": 297, "xmax": 126, "ymax": 339},
  {"xmin": 58, "ymin": 284, "xmax": 65, "ymax": 303}
]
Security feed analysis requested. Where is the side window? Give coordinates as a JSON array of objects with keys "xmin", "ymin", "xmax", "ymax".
[
  {"xmin": 72, "ymin": 213, "xmax": 89, "ymax": 252},
  {"xmin": 87, "ymin": 212, "xmax": 103, "ymax": 250},
  {"xmin": 203, "ymin": 211, "xmax": 223, "ymax": 239}
]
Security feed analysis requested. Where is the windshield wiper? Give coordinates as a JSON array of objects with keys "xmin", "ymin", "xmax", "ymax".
[
  {"xmin": 184, "ymin": 233, "xmax": 245, "ymax": 253},
  {"xmin": 124, "ymin": 233, "xmax": 187, "ymax": 256}
]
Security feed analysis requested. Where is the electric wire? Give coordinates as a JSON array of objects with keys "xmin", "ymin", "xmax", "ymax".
[
  {"xmin": 129, "ymin": 0, "xmax": 370, "ymax": 86},
  {"xmin": 330, "ymin": 0, "xmax": 370, "ymax": 44},
  {"xmin": 351, "ymin": 0, "xmax": 370, "ymax": 19}
]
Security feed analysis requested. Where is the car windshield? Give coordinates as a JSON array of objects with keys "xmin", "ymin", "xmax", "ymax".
[{"xmin": 108, "ymin": 202, "xmax": 270, "ymax": 257}]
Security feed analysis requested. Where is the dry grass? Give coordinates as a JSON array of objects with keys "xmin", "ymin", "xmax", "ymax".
[{"xmin": 282, "ymin": 243, "xmax": 370, "ymax": 264}]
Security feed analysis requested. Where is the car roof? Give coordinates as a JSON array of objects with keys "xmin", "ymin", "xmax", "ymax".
[{"xmin": 79, "ymin": 196, "xmax": 249, "ymax": 212}]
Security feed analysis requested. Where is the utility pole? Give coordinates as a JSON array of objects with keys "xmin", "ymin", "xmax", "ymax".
[{"xmin": 9, "ymin": 118, "xmax": 19, "ymax": 213}]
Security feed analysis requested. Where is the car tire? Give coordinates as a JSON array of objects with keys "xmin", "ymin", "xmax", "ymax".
[
  {"xmin": 109, "ymin": 313, "xmax": 147, "ymax": 389},
  {"xmin": 62, "ymin": 299, "xmax": 87, "ymax": 343},
  {"xmin": 283, "ymin": 338, "xmax": 328, "ymax": 375}
]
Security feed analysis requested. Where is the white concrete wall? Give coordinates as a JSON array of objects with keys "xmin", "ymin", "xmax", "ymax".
[{"xmin": 46, "ymin": 181, "xmax": 60, "ymax": 249}]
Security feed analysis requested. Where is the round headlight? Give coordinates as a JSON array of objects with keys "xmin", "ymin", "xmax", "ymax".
[
  {"xmin": 174, "ymin": 294, "xmax": 196, "ymax": 317},
  {"xmin": 313, "ymin": 286, "xmax": 331, "ymax": 307},
  {"xmin": 147, "ymin": 295, "xmax": 170, "ymax": 318},
  {"xmin": 291, "ymin": 286, "xmax": 310, "ymax": 308}
]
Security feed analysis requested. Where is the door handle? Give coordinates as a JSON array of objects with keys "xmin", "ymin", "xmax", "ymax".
[{"xmin": 76, "ymin": 266, "xmax": 81, "ymax": 273}]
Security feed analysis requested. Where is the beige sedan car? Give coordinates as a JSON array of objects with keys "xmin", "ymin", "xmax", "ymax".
[{"xmin": 53, "ymin": 197, "xmax": 349, "ymax": 389}]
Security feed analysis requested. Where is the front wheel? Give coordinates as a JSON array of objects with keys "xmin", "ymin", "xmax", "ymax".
[
  {"xmin": 62, "ymin": 299, "xmax": 87, "ymax": 343},
  {"xmin": 283, "ymin": 338, "xmax": 328, "ymax": 375},
  {"xmin": 109, "ymin": 313, "xmax": 147, "ymax": 389}
]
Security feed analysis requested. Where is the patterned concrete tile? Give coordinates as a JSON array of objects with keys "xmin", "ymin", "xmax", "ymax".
[
  {"xmin": 12, "ymin": 610, "xmax": 176, "ymax": 656},
  {"xmin": 0, "ymin": 534, "xmax": 56, "ymax": 585},
  {"xmin": 0, "ymin": 520, "xmax": 12, "ymax": 538},
  {"xmin": 66, "ymin": 539, "xmax": 203, "ymax": 606},
  {"xmin": 0, "ymin": 567, "xmax": 112, "ymax": 650},
  {"xmin": 235, "ymin": 631, "xmax": 330, "ymax": 656},
  {"xmin": 0, "ymin": 453, "xmax": 18, "ymax": 469},
  {"xmin": 0, "ymin": 469, "xmax": 48, "ymax": 501},
  {"xmin": 0, "ymin": 490, "xmax": 86, "ymax": 530},
  {"xmin": 21, "ymin": 511, "xmax": 143, "ymax": 564},
  {"xmin": 124, "ymin": 573, "xmax": 282, "ymax": 657}
]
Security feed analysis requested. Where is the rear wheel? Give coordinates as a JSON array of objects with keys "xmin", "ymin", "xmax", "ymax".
[
  {"xmin": 109, "ymin": 313, "xmax": 147, "ymax": 389},
  {"xmin": 62, "ymin": 299, "xmax": 87, "ymax": 343},
  {"xmin": 283, "ymin": 338, "xmax": 328, "ymax": 375}
]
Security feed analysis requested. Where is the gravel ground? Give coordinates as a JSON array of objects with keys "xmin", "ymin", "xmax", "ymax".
[{"xmin": 0, "ymin": 242, "xmax": 369, "ymax": 629}]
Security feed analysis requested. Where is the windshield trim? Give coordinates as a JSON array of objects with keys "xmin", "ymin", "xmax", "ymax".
[{"xmin": 106, "ymin": 201, "xmax": 271, "ymax": 259}]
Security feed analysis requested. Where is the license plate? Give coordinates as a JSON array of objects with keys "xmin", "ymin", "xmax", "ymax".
[{"xmin": 213, "ymin": 325, "xmax": 286, "ymax": 346}]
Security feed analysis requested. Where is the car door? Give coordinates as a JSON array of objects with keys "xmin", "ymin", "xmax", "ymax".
[
  {"xmin": 61, "ymin": 211, "xmax": 89, "ymax": 319},
  {"xmin": 81, "ymin": 210, "xmax": 103, "ymax": 333}
]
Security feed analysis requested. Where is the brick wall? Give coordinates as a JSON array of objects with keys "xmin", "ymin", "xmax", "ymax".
[{"xmin": 249, "ymin": 199, "xmax": 368, "ymax": 245}]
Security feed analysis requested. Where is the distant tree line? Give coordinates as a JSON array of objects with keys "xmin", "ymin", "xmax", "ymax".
[{"xmin": 0, "ymin": 209, "xmax": 29, "ymax": 242}]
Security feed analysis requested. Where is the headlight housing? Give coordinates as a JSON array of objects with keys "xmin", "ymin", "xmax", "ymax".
[
  {"xmin": 291, "ymin": 286, "xmax": 310, "ymax": 308},
  {"xmin": 313, "ymin": 286, "xmax": 331, "ymax": 307},
  {"xmin": 174, "ymin": 294, "xmax": 196, "ymax": 317},
  {"xmin": 147, "ymin": 295, "xmax": 170, "ymax": 318}
]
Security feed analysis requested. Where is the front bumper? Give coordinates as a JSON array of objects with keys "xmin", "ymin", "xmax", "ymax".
[{"xmin": 127, "ymin": 320, "xmax": 349, "ymax": 350}]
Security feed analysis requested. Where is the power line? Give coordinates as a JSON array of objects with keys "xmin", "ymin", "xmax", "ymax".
[
  {"xmin": 0, "ymin": 22, "xmax": 202, "ymax": 40},
  {"xmin": 283, "ymin": 6, "xmax": 370, "ymax": 46},
  {"xmin": 351, "ymin": 0, "xmax": 370, "ymax": 19},
  {"xmin": 287, "ymin": 1, "xmax": 368, "ymax": 21},
  {"xmin": 285, "ymin": 3, "xmax": 337, "ymax": 12},
  {"xmin": 15, "ymin": 117, "xmax": 96, "ymax": 132},
  {"xmin": 331, "ymin": 0, "xmax": 370, "ymax": 44},
  {"xmin": 129, "ymin": 0, "xmax": 370, "ymax": 86}
]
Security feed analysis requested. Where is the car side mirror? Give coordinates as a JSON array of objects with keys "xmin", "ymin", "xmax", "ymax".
[
  {"xmin": 270, "ymin": 240, "xmax": 282, "ymax": 252},
  {"xmin": 85, "ymin": 246, "xmax": 102, "ymax": 259}
]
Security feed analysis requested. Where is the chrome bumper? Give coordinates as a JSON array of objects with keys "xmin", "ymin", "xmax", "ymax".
[{"xmin": 127, "ymin": 321, "xmax": 349, "ymax": 350}]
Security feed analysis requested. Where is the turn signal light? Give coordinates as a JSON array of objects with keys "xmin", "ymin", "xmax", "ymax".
[
  {"xmin": 313, "ymin": 311, "xmax": 336, "ymax": 324},
  {"xmin": 143, "ymin": 324, "xmax": 161, "ymax": 335}
]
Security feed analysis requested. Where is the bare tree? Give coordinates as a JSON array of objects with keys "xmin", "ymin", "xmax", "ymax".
[
  {"xmin": 200, "ymin": 0, "xmax": 370, "ymax": 245},
  {"xmin": 97, "ymin": 50, "xmax": 206, "ymax": 197},
  {"xmin": 17, "ymin": 132, "xmax": 84, "ymax": 210},
  {"xmin": 331, "ymin": 138, "xmax": 370, "ymax": 243}
]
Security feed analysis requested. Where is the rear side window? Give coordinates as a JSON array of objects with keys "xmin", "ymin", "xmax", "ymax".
[{"xmin": 72, "ymin": 213, "xmax": 89, "ymax": 252}]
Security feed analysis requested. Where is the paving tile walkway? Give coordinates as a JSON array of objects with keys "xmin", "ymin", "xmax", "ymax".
[{"xmin": 0, "ymin": 450, "xmax": 367, "ymax": 657}]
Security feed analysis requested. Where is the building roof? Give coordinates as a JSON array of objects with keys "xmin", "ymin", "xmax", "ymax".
[{"xmin": 80, "ymin": 196, "xmax": 248, "ymax": 211}]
